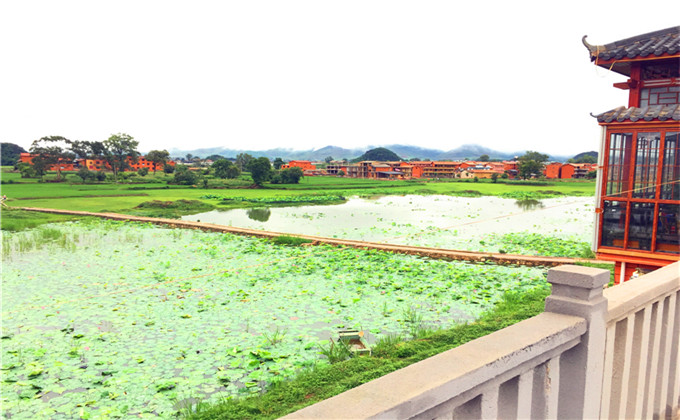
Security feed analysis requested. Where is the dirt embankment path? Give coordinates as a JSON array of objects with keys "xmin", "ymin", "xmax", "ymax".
[{"xmin": 18, "ymin": 207, "xmax": 612, "ymax": 268}]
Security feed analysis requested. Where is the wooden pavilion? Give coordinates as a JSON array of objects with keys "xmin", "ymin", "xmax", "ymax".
[{"xmin": 584, "ymin": 26, "xmax": 680, "ymax": 283}]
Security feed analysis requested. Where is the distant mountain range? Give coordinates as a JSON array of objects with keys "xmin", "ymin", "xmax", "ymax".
[{"xmin": 166, "ymin": 144, "xmax": 575, "ymax": 162}]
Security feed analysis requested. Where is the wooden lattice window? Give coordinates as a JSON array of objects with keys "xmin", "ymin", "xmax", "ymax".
[
  {"xmin": 606, "ymin": 133, "xmax": 633, "ymax": 197},
  {"xmin": 632, "ymin": 132, "xmax": 660, "ymax": 199},
  {"xmin": 661, "ymin": 132, "xmax": 680, "ymax": 200}
]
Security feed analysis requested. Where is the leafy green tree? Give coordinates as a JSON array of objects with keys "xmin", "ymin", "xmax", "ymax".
[
  {"xmin": 324, "ymin": 156, "xmax": 334, "ymax": 163},
  {"xmin": 102, "ymin": 133, "xmax": 140, "ymax": 181},
  {"xmin": 338, "ymin": 170, "xmax": 345, "ymax": 176},
  {"xmin": 225, "ymin": 165, "xmax": 241, "ymax": 179},
  {"xmin": 172, "ymin": 165, "xmax": 198, "ymax": 185},
  {"xmin": 96, "ymin": 170, "xmax": 107, "ymax": 182},
  {"xmin": 17, "ymin": 162, "xmax": 36, "ymax": 178},
  {"xmin": 146, "ymin": 150, "xmax": 170, "ymax": 173},
  {"xmin": 517, "ymin": 151, "xmax": 549, "ymax": 180},
  {"xmin": 491, "ymin": 173, "xmax": 499, "ymax": 183},
  {"xmin": 137, "ymin": 167, "xmax": 149, "ymax": 177},
  {"xmin": 77, "ymin": 167, "xmax": 95, "ymax": 183},
  {"xmin": 246, "ymin": 157, "xmax": 272, "ymax": 185},
  {"xmin": 69, "ymin": 140, "xmax": 106, "ymax": 160},
  {"xmin": 478, "ymin": 154, "xmax": 490, "ymax": 161},
  {"xmin": 236, "ymin": 153, "xmax": 254, "ymax": 171},
  {"xmin": 1, "ymin": 143, "xmax": 27, "ymax": 166},
  {"xmin": 280, "ymin": 167, "xmax": 304, "ymax": 184},
  {"xmin": 29, "ymin": 136, "xmax": 75, "ymax": 181},
  {"xmin": 212, "ymin": 159, "xmax": 235, "ymax": 179},
  {"xmin": 163, "ymin": 163, "xmax": 175, "ymax": 174},
  {"xmin": 272, "ymin": 157, "xmax": 285, "ymax": 170}
]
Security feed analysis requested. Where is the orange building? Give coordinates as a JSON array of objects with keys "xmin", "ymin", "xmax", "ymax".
[
  {"xmin": 585, "ymin": 26, "xmax": 680, "ymax": 283},
  {"xmin": 81, "ymin": 156, "xmax": 174, "ymax": 172},
  {"xmin": 281, "ymin": 160, "xmax": 316, "ymax": 171},
  {"xmin": 422, "ymin": 161, "xmax": 460, "ymax": 178},
  {"xmin": 399, "ymin": 162, "xmax": 424, "ymax": 178},
  {"xmin": 20, "ymin": 153, "xmax": 174, "ymax": 172},
  {"xmin": 502, "ymin": 161, "xmax": 519, "ymax": 178},
  {"xmin": 559, "ymin": 163, "xmax": 596, "ymax": 179},
  {"xmin": 544, "ymin": 162, "xmax": 562, "ymax": 179},
  {"xmin": 19, "ymin": 153, "xmax": 77, "ymax": 171}
]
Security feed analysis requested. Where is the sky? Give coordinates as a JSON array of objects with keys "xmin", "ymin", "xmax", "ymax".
[{"xmin": 1, "ymin": 1, "xmax": 678, "ymax": 156}]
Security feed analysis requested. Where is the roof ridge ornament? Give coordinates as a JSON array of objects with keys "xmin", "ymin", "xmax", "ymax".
[{"xmin": 582, "ymin": 35, "xmax": 598, "ymax": 54}]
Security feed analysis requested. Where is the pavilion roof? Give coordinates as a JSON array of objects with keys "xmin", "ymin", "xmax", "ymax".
[
  {"xmin": 593, "ymin": 104, "xmax": 680, "ymax": 123},
  {"xmin": 583, "ymin": 26, "xmax": 680, "ymax": 75}
]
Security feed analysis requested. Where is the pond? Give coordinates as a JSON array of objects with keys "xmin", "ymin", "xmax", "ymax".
[
  {"xmin": 183, "ymin": 195, "xmax": 596, "ymax": 256},
  {"xmin": 2, "ymin": 220, "xmax": 549, "ymax": 418}
]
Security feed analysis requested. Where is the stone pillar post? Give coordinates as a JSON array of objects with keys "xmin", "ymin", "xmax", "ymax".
[{"xmin": 544, "ymin": 264, "xmax": 610, "ymax": 419}]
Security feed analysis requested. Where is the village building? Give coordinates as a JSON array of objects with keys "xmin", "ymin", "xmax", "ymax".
[
  {"xmin": 560, "ymin": 162, "xmax": 596, "ymax": 179},
  {"xmin": 18, "ymin": 153, "xmax": 77, "ymax": 171},
  {"xmin": 421, "ymin": 161, "xmax": 460, "ymax": 178},
  {"xmin": 324, "ymin": 163, "xmax": 343, "ymax": 175},
  {"xmin": 544, "ymin": 162, "xmax": 562, "ymax": 179},
  {"xmin": 584, "ymin": 26, "xmax": 680, "ymax": 283},
  {"xmin": 280, "ymin": 160, "xmax": 316, "ymax": 171},
  {"xmin": 502, "ymin": 160, "xmax": 519, "ymax": 178},
  {"xmin": 19, "ymin": 153, "xmax": 175, "ymax": 172}
]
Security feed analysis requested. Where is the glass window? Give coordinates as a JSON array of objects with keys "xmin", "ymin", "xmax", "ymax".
[
  {"xmin": 627, "ymin": 203, "xmax": 655, "ymax": 251},
  {"xmin": 656, "ymin": 204, "xmax": 679, "ymax": 254},
  {"xmin": 661, "ymin": 132, "xmax": 680, "ymax": 200},
  {"xmin": 606, "ymin": 133, "xmax": 633, "ymax": 197},
  {"xmin": 632, "ymin": 133, "xmax": 660, "ymax": 199},
  {"xmin": 601, "ymin": 201, "xmax": 627, "ymax": 248}
]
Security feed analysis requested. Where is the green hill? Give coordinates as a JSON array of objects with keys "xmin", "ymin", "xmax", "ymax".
[{"xmin": 351, "ymin": 147, "xmax": 402, "ymax": 162}]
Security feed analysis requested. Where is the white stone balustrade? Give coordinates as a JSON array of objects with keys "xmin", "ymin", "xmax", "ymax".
[{"xmin": 284, "ymin": 262, "xmax": 680, "ymax": 420}]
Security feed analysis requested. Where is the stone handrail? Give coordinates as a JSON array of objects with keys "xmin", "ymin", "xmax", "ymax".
[
  {"xmin": 285, "ymin": 262, "xmax": 680, "ymax": 419},
  {"xmin": 600, "ymin": 262, "xmax": 680, "ymax": 419}
]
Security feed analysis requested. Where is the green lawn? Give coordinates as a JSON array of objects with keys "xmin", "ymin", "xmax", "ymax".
[{"xmin": 1, "ymin": 167, "xmax": 596, "ymax": 230}]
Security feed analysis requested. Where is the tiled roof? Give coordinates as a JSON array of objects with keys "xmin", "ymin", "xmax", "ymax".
[
  {"xmin": 583, "ymin": 26, "xmax": 680, "ymax": 62},
  {"xmin": 593, "ymin": 104, "xmax": 680, "ymax": 123}
]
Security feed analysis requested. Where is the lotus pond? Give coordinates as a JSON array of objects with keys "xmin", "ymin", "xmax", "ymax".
[
  {"xmin": 2, "ymin": 220, "xmax": 549, "ymax": 418},
  {"xmin": 184, "ymin": 195, "xmax": 596, "ymax": 257}
]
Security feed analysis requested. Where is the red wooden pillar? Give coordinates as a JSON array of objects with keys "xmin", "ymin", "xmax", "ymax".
[{"xmin": 628, "ymin": 63, "xmax": 641, "ymax": 108}]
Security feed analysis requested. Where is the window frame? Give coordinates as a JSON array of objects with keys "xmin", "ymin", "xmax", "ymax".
[{"xmin": 598, "ymin": 124, "xmax": 680, "ymax": 255}]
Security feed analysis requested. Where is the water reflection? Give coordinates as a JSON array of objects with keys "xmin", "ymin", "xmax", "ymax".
[
  {"xmin": 514, "ymin": 199, "xmax": 545, "ymax": 211},
  {"xmin": 247, "ymin": 207, "xmax": 271, "ymax": 222}
]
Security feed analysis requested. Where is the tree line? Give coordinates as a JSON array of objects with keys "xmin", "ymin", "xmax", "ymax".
[{"xmin": 11, "ymin": 134, "xmax": 302, "ymax": 186}]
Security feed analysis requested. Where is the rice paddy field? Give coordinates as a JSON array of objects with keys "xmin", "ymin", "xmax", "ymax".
[{"xmin": 1, "ymin": 220, "xmax": 552, "ymax": 418}]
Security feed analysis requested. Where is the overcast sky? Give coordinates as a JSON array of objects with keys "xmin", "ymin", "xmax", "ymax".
[{"xmin": 1, "ymin": 1, "xmax": 678, "ymax": 156}]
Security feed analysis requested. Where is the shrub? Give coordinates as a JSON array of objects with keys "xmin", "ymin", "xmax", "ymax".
[
  {"xmin": 270, "ymin": 235, "xmax": 313, "ymax": 246},
  {"xmin": 171, "ymin": 166, "xmax": 198, "ymax": 185}
]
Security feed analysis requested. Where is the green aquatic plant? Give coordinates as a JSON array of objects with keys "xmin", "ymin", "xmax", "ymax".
[{"xmin": 2, "ymin": 219, "xmax": 549, "ymax": 418}]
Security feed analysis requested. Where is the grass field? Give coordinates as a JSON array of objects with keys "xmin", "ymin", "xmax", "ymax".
[{"xmin": 1, "ymin": 166, "xmax": 595, "ymax": 224}]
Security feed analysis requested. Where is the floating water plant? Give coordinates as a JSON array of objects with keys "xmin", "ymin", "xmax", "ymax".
[{"xmin": 2, "ymin": 219, "xmax": 548, "ymax": 418}]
